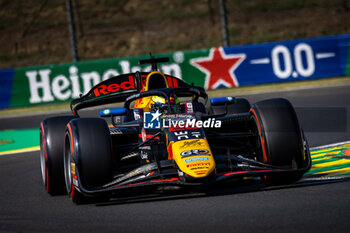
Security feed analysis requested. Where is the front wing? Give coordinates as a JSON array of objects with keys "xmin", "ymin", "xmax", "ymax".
[{"xmin": 73, "ymin": 154, "xmax": 312, "ymax": 196}]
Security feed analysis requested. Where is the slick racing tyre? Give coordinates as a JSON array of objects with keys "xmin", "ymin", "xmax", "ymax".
[
  {"xmin": 211, "ymin": 98, "xmax": 250, "ymax": 115},
  {"xmin": 250, "ymin": 98, "xmax": 307, "ymax": 185},
  {"xmin": 64, "ymin": 118, "xmax": 113, "ymax": 204},
  {"xmin": 40, "ymin": 116, "xmax": 76, "ymax": 195}
]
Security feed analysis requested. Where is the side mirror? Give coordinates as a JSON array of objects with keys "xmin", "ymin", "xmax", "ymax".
[
  {"xmin": 100, "ymin": 107, "xmax": 127, "ymax": 117},
  {"xmin": 210, "ymin": 97, "xmax": 236, "ymax": 106}
]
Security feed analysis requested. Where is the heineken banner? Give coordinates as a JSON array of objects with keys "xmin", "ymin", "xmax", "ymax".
[{"xmin": 1, "ymin": 34, "xmax": 349, "ymax": 109}]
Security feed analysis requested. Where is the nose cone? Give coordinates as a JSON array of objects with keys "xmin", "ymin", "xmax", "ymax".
[{"xmin": 171, "ymin": 139, "xmax": 216, "ymax": 178}]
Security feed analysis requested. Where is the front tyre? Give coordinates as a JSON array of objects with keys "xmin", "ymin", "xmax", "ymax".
[
  {"xmin": 250, "ymin": 98, "xmax": 307, "ymax": 185},
  {"xmin": 64, "ymin": 118, "xmax": 113, "ymax": 204}
]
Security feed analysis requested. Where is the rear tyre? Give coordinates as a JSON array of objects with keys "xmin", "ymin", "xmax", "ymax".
[
  {"xmin": 40, "ymin": 116, "xmax": 76, "ymax": 195},
  {"xmin": 64, "ymin": 118, "xmax": 113, "ymax": 204},
  {"xmin": 250, "ymin": 98, "xmax": 306, "ymax": 185},
  {"xmin": 211, "ymin": 98, "xmax": 250, "ymax": 115}
]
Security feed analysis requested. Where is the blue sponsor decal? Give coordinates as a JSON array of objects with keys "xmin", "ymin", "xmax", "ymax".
[
  {"xmin": 185, "ymin": 157, "xmax": 209, "ymax": 163},
  {"xmin": 0, "ymin": 68, "xmax": 15, "ymax": 109}
]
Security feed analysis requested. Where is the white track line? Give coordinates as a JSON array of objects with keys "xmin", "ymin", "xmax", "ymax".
[
  {"xmin": 310, "ymin": 141, "xmax": 350, "ymax": 150},
  {"xmin": 302, "ymin": 176, "xmax": 345, "ymax": 181}
]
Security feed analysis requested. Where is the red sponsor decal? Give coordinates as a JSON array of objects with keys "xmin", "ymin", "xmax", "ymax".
[
  {"xmin": 168, "ymin": 141, "xmax": 174, "ymax": 160},
  {"xmin": 191, "ymin": 47, "xmax": 245, "ymax": 89},
  {"xmin": 93, "ymin": 75, "xmax": 135, "ymax": 97},
  {"xmin": 170, "ymin": 77, "xmax": 178, "ymax": 87},
  {"xmin": 139, "ymin": 74, "xmax": 149, "ymax": 90},
  {"xmin": 168, "ymin": 125, "xmax": 199, "ymax": 132},
  {"xmin": 187, "ymin": 162, "xmax": 211, "ymax": 168},
  {"xmin": 167, "ymin": 76, "xmax": 173, "ymax": 87},
  {"xmin": 194, "ymin": 170, "xmax": 207, "ymax": 175},
  {"xmin": 166, "ymin": 76, "xmax": 179, "ymax": 87},
  {"xmin": 168, "ymin": 126, "xmax": 185, "ymax": 132}
]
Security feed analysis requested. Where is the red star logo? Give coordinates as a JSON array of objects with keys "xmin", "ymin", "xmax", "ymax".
[{"xmin": 191, "ymin": 47, "xmax": 245, "ymax": 89}]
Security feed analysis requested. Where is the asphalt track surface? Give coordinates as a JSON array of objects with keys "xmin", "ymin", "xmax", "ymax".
[{"xmin": 1, "ymin": 84, "xmax": 350, "ymax": 233}]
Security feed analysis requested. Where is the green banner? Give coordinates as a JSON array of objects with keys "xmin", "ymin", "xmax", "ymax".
[{"xmin": 10, "ymin": 51, "xmax": 209, "ymax": 108}]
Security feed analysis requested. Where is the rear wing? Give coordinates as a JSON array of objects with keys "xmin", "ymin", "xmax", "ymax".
[{"xmin": 70, "ymin": 72, "xmax": 206, "ymax": 116}]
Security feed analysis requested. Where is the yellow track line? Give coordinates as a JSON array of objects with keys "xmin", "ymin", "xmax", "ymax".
[
  {"xmin": 0, "ymin": 146, "xmax": 40, "ymax": 156},
  {"xmin": 312, "ymin": 157, "xmax": 330, "ymax": 162},
  {"xmin": 311, "ymin": 159, "xmax": 350, "ymax": 169},
  {"xmin": 311, "ymin": 151, "xmax": 343, "ymax": 160},
  {"xmin": 314, "ymin": 167, "xmax": 350, "ymax": 175},
  {"xmin": 311, "ymin": 148, "xmax": 338, "ymax": 155}
]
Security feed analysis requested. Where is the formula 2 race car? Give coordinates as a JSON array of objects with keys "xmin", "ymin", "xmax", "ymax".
[{"xmin": 40, "ymin": 56, "xmax": 311, "ymax": 204}]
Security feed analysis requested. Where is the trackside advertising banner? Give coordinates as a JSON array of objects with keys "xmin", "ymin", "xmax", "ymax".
[{"xmin": 1, "ymin": 34, "xmax": 350, "ymax": 109}]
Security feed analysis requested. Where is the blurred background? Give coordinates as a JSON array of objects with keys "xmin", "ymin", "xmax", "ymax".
[
  {"xmin": 0, "ymin": 0, "xmax": 349, "ymax": 69},
  {"xmin": 0, "ymin": 0, "xmax": 350, "ymax": 68}
]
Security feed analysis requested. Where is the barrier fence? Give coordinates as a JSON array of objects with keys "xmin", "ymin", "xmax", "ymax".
[{"xmin": 0, "ymin": 34, "xmax": 349, "ymax": 109}]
